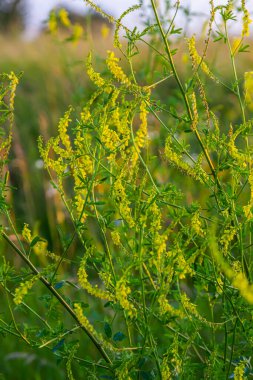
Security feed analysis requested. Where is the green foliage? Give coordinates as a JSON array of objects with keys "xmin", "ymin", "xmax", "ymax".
[{"xmin": 2, "ymin": 1, "xmax": 253, "ymax": 379}]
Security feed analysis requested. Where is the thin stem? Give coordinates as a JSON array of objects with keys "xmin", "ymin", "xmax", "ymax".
[{"xmin": 2, "ymin": 232, "xmax": 112, "ymax": 365}]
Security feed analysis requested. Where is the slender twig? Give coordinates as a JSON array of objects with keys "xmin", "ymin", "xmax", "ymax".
[{"xmin": 2, "ymin": 232, "xmax": 112, "ymax": 366}]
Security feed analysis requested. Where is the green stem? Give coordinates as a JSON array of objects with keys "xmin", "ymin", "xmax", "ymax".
[{"xmin": 2, "ymin": 232, "xmax": 112, "ymax": 366}]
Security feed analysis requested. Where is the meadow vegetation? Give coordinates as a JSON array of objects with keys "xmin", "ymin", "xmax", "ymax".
[{"xmin": 1, "ymin": 1, "xmax": 253, "ymax": 379}]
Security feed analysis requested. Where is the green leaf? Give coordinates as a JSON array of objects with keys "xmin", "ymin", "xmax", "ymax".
[
  {"xmin": 104, "ymin": 322, "xmax": 112, "ymax": 338},
  {"xmin": 30, "ymin": 236, "xmax": 43, "ymax": 247},
  {"xmin": 113, "ymin": 332, "xmax": 126, "ymax": 342}
]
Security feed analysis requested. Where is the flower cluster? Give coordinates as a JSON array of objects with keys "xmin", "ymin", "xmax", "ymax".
[
  {"xmin": 244, "ymin": 71, "xmax": 253, "ymax": 110},
  {"xmin": 22, "ymin": 223, "xmax": 32, "ymax": 244},
  {"xmin": 187, "ymin": 36, "xmax": 215, "ymax": 80},
  {"xmin": 241, "ymin": 0, "xmax": 252, "ymax": 37},
  {"xmin": 113, "ymin": 177, "xmax": 135, "ymax": 228},
  {"xmin": 74, "ymin": 303, "xmax": 96, "ymax": 335},
  {"xmin": 115, "ymin": 279, "xmax": 137, "ymax": 319},
  {"xmin": 106, "ymin": 51, "xmax": 131, "ymax": 87},
  {"xmin": 233, "ymin": 360, "xmax": 246, "ymax": 380},
  {"xmin": 165, "ymin": 135, "xmax": 210, "ymax": 184},
  {"xmin": 13, "ymin": 277, "xmax": 36, "ymax": 305},
  {"xmin": 77, "ymin": 258, "xmax": 114, "ymax": 301},
  {"xmin": 86, "ymin": 52, "xmax": 106, "ymax": 88}
]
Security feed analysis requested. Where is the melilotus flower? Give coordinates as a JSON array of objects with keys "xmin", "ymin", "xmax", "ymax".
[
  {"xmin": 22, "ymin": 223, "xmax": 32, "ymax": 244},
  {"xmin": 187, "ymin": 35, "xmax": 215, "ymax": 80},
  {"xmin": 241, "ymin": 0, "xmax": 252, "ymax": 37},
  {"xmin": 161, "ymin": 357, "xmax": 172, "ymax": 380},
  {"xmin": 191, "ymin": 212, "xmax": 205, "ymax": 237},
  {"xmin": 86, "ymin": 52, "xmax": 106, "ymax": 88},
  {"xmin": 233, "ymin": 360, "xmax": 246, "ymax": 380},
  {"xmin": 77, "ymin": 258, "xmax": 114, "ymax": 301},
  {"xmin": 189, "ymin": 92, "xmax": 198, "ymax": 131},
  {"xmin": 115, "ymin": 279, "xmax": 137, "ymax": 319},
  {"xmin": 113, "ymin": 177, "xmax": 135, "ymax": 228},
  {"xmin": 111, "ymin": 230, "xmax": 121, "ymax": 246},
  {"xmin": 13, "ymin": 278, "xmax": 36, "ymax": 305},
  {"xmin": 106, "ymin": 51, "xmax": 131, "ymax": 87},
  {"xmin": 165, "ymin": 135, "xmax": 210, "ymax": 184},
  {"xmin": 48, "ymin": 12, "xmax": 57, "ymax": 34},
  {"xmin": 244, "ymin": 71, "xmax": 253, "ymax": 110},
  {"xmin": 58, "ymin": 8, "xmax": 71, "ymax": 27},
  {"xmin": 74, "ymin": 303, "xmax": 96, "ymax": 335}
]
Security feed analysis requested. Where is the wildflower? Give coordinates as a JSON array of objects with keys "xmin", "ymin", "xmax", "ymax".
[
  {"xmin": 220, "ymin": 224, "xmax": 236, "ymax": 255},
  {"xmin": 13, "ymin": 278, "xmax": 36, "ymax": 305},
  {"xmin": 8, "ymin": 71, "xmax": 19, "ymax": 112},
  {"xmin": 244, "ymin": 71, "xmax": 253, "ymax": 110},
  {"xmin": 243, "ymin": 171, "xmax": 253, "ymax": 219},
  {"xmin": 101, "ymin": 124, "xmax": 121, "ymax": 153},
  {"xmin": 158, "ymin": 294, "xmax": 184, "ymax": 318},
  {"xmin": 48, "ymin": 12, "xmax": 58, "ymax": 34},
  {"xmin": 191, "ymin": 212, "xmax": 205, "ymax": 236},
  {"xmin": 113, "ymin": 177, "xmax": 135, "ymax": 228},
  {"xmin": 165, "ymin": 135, "xmax": 210, "ymax": 184},
  {"xmin": 115, "ymin": 361, "xmax": 132, "ymax": 380},
  {"xmin": 189, "ymin": 92, "xmax": 198, "ymax": 131},
  {"xmin": 111, "ymin": 230, "xmax": 121, "ymax": 246},
  {"xmin": 211, "ymin": 238, "xmax": 253, "ymax": 304},
  {"xmin": 234, "ymin": 360, "xmax": 246, "ymax": 380},
  {"xmin": 33, "ymin": 240, "xmax": 48, "ymax": 256},
  {"xmin": 106, "ymin": 51, "xmax": 131, "ymax": 86},
  {"xmin": 58, "ymin": 108, "xmax": 72, "ymax": 152},
  {"xmin": 161, "ymin": 357, "xmax": 172, "ymax": 380},
  {"xmin": 77, "ymin": 259, "xmax": 114, "ymax": 301},
  {"xmin": 101, "ymin": 23, "xmax": 110, "ymax": 39},
  {"xmin": 71, "ymin": 24, "xmax": 84, "ymax": 43},
  {"xmin": 58, "ymin": 8, "xmax": 71, "ymax": 27},
  {"xmin": 86, "ymin": 53, "xmax": 105, "ymax": 88},
  {"xmin": 231, "ymin": 37, "xmax": 242, "ymax": 55},
  {"xmin": 187, "ymin": 36, "xmax": 215, "ymax": 80},
  {"xmin": 22, "ymin": 223, "xmax": 32, "ymax": 244},
  {"xmin": 135, "ymin": 101, "xmax": 149, "ymax": 150},
  {"xmin": 115, "ymin": 279, "xmax": 137, "ymax": 318},
  {"xmin": 241, "ymin": 0, "xmax": 252, "ymax": 37},
  {"xmin": 74, "ymin": 303, "xmax": 96, "ymax": 335}
]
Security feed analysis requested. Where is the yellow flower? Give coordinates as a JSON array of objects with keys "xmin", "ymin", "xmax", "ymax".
[
  {"xmin": 231, "ymin": 37, "xmax": 242, "ymax": 55},
  {"xmin": 241, "ymin": 0, "xmax": 252, "ymax": 37},
  {"xmin": 161, "ymin": 357, "xmax": 172, "ymax": 380},
  {"xmin": 158, "ymin": 294, "xmax": 184, "ymax": 318},
  {"xmin": 115, "ymin": 279, "xmax": 137, "ymax": 318},
  {"xmin": 59, "ymin": 8, "xmax": 71, "ymax": 27},
  {"xmin": 13, "ymin": 278, "xmax": 36, "ymax": 305},
  {"xmin": 58, "ymin": 108, "xmax": 72, "ymax": 152},
  {"xmin": 101, "ymin": 23, "xmax": 110, "ymax": 39},
  {"xmin": 71, "ymin": 24, "xmax": 84, "ymax": 43},
  {"xmin": 74, "ymin": 303, "xmax": 96, "ymax": 335},
  {"xmin": 191, "ymin": 212, "xmax": 205, "ymax": 237},
  {"xmin": 77, "ymin": 260, "xmax": 114, "ymax": 301},
  {"xmin": 48, "ymin": 12, "xmax": 58, "ymax": 34},
  {"xmin": 244, "ymin": 71, "xmax": 253, "ymax": 110},
  {"xmin": 8, "ymin": 71, "xmax": 19, "ymax": 112},
  {"xmin": 111, "ymin": 230, "xmax": 121, "ymax": 246},
  {"xmin": 187, "ymin": 36, "xmax": 215, "ymax": 80},
  {"xmin": 220, "ymin": 224, "xmax": 236, "ymax": 255},
  {"xmin": 106, "ymin": 51, "xmax": 131, "ymax": 86},
  {"xmin": 33, "ymin": 240, "xmax": 48, "ymax": 256},
  {"xmin": 189, "ymin": 92, "xmax": 198, "ymax": 131},
  {"xmin": 234, "ymin": 360, "xmax": 246, "ymax": 380},
  {"xmin": 22, "ymin": 223, "xmax": 32, "ymax": 244},
  {"xmin": 113, "ymin": 177, "xmax": 135, "ymax": 228},
  {"xmin": 86, "ymin": 53, "xmax": 105, "ymax": 88}
]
